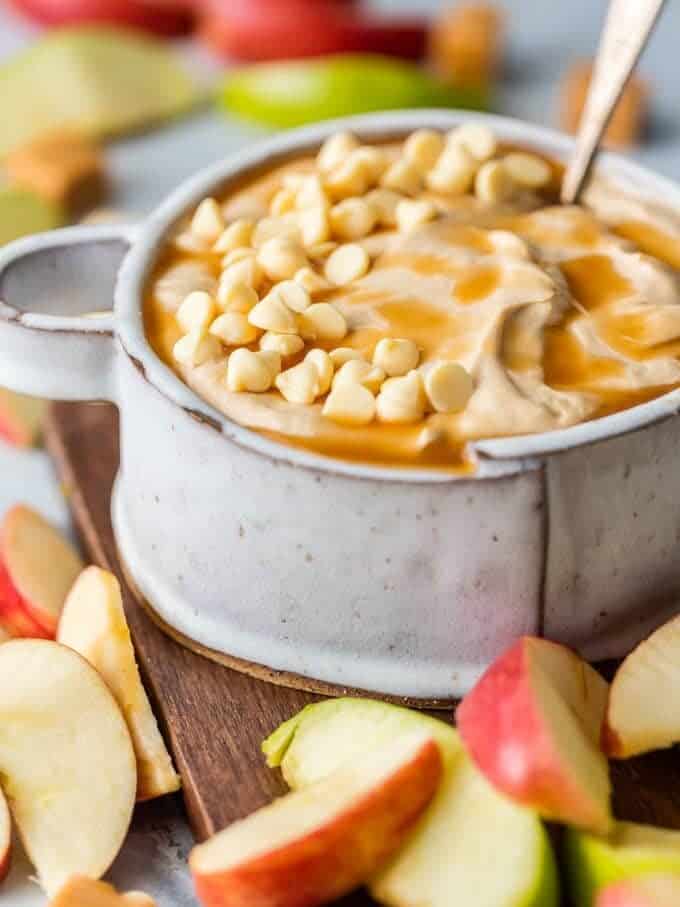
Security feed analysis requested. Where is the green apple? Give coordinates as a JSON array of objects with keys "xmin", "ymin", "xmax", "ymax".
[
  {"xmin": 220, "ymin": 54, "xmax": 491, "ymax": 129},
  {"xmin": 0, "ymin": 26, "xmax": 199, "ymax": 158},
  {"xmin": 0, "ymin": 186, "xmax": 63, "ymax": 246},
  {"xmin": 263, "ymin": 697, "xmax": 559, "ymax": 907},
  {"xmin": 566, "ymin": 822, "xmax": 680, "ymax": 907}
]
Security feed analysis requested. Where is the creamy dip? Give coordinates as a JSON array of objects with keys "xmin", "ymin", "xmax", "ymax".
[{"xmin": 145, "ymin": 126, "xmax": 680, "ymax": 471}]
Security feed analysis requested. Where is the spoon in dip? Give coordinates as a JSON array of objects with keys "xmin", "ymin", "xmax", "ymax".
[{"xmin": 561, "ymin": 0, "xmax": 667, "ymax": 204}]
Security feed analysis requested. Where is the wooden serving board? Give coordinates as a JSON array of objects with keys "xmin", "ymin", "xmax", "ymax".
[{"xmin": 45, "ymin": 401, "xmax": 680, "ymax": 906}]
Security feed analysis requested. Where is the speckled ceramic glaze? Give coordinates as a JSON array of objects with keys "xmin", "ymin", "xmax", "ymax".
[{"xmin": 2, "ymin": 111, "xmax": 680, "ymax": 699}]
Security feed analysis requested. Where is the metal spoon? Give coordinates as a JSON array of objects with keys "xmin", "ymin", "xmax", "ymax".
[{"xmin": 561, "ymin": 0, "xmax": 667, "ymax": 205}]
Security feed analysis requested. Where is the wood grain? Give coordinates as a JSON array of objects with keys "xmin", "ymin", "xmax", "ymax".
[{"xmin": 44, "ymin": 401, "xmax": 680, "ymax": 907}]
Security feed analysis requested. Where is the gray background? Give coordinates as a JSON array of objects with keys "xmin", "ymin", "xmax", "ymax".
[{"xmin": 0, "ymin": 0, "xmax": 679, "ymax": 903}]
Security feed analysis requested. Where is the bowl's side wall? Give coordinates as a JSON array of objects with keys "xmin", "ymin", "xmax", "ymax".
[{"xmin": 544, "ymin": 413, "xmax": 680, "ymax": 656}]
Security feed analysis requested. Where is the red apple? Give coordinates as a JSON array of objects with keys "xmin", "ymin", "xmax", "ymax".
[
  {"xmin": 49, "ymin": 876, "xmax": 157, "ymax": 906},
  {"xmin": 8, "ymin": 0, "xmax": 193, "ymax": 36},
  {"xmin": 190, "ymin": 732, "xmax": 442, "ymax": 907},
  {"xmin": 0, "ymin": 505, "xmax": 83, "ymax": 638},
  {"xmin": 0, "ymin": 390, "xmax": 46, "ymax": 449},
  {"xmin": 0, "ymin": 785, "xmax": 11, "ymax": 884},
  {"xmin": 456, "ymin": 636, "xmax": 612, "ymax": 834},
  {"xmin": 597, "ymin": 876, "xmax": 680, "ymax": 907},
  {"xmin": 199, "ymin": 0, "xmax": 427, "ymax": 62}
]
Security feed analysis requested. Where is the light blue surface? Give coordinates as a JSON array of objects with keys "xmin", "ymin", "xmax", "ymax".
[{"xmin": 1, "ymin": 1, "xmax": 679, "ymax": 903}]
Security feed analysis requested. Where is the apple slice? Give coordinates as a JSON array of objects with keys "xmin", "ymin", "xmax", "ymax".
[
  {"xmin": 566, "ymin": 823, "xmax": 680, "ymax": 907},
  {"xmin": 11, "ymin": 0, "xmax": 192, "ymax": 37},
  {"xmin": 264, "ymin": 698, "xmax": 559, "ymax": 907},
  {"xmin": 0, "ymin": 186, "xmax": 64, "ymax": 246},
  {"xmin": 58, "ymin": 566, "xmax": 180, "ymax": 802},
  {"xmin": 604, "ymin": 614, "xmax": 680, "ymax": 758},
  {"xmin": 597, "ymin": 876, "xmax": 680, "ymax": 907},
  {"xmin": 49, "ymin": 876, "xmax": 157, "ymax": 906},
  {"xmin": 191, "ymin": 731, "xmax": 442, "ymax": 907},
  {"xmin": 0, "ymin": 785, "xmax": 11, "ymax": 884},
  {"xmin": 0, "ymin": 505, "xmax": 83, "ymax": 636},
  {"xmin": 456, "ymin": 636, "xmax": 612, "ymax": 834},
  {"xmin": 0, "ymin": 639, "xmax": 136, "ymax": 894},
  {"xmin": 0, "ymin": 390, "xmax": 47, "ymax": 448}
]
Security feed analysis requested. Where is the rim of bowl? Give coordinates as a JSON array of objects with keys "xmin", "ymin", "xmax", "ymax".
[{"xmin": 115, "ymin": 109, "xmax": 680, "ymax": 484}]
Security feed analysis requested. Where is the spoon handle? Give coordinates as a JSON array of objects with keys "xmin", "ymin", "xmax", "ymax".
[{"xmin": 561, "ymin": 0, "xmax": 667, "ymax": 204}]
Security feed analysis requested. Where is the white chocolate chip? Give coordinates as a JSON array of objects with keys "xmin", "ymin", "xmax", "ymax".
[
  {"xmin": 448, "ymin": 123, "xmax": 497, "ymax": 161},
  {"xmin": 424, "ymin": 361, "xmax": 474, "ymax": 413},
  {"xmin": 270, "ymin": 279, "xmax": 311, "ymax": 313},
  {"xmin": 323, "ymin": 383, "xmax": 376, "ymax": 426},
  {"xmin": 324, "ymin": 243, "xmax": 370, "ymax": 285},
  {"xmin": 376, "ymin": 371, "xmax": 426, "ymax": 423},
  {"xmin": 257, "ymin": 237, "xmax": 309, "ymax": 282},
  {"xmin": 403, "ymin": 129, "xmax": 445, "ymax": 172},
  {"xmin": 174, "ymin": 231, "xmax": 210, "ymax": 254},
  {"xmin": 317, "ymin": 131, "xmax": 360, "ymax": 172},
  {"xmin": 426, "ymin": 145, "xmax": 477, "ymax": 195},
  {"xmin": 475, "ymin": 160, "xmax": 516, "ymax": 204},
  {"xmin": 275, "ymin": 360, "xmax": 321, "ymax": 404},
  {"xmin": 213, "ymin": 219, "xmax": 253, "ymax": 253},
  {"xmin": 294, "ymin": 267, "xmax": 332, "ymax": 296},
  {"xmin": 329, "ymin": 347, "xmax": 366, "ymax": 367},
  {"xmin": 219, "ymin": 255, "xmax": 264, "ymax": 292},
  {"xmin": 502, "ymin": 152, "xmax": 552, "ymax": 188},
  {"xmin": 351, "ymin": 146, "xmax": 388, "ymax": 183},
  {"xmin": 329, "ymin": 198, "xmax": 378, "ymax": 240},
  {"xmin": 298, "ymin": 303, "xmax": 347, "ymax": 342},
  {"xmin": 259, "ymin": 332, "xmax": 305, "ymax": 358},
  {"xmin": 307, "ymin": 241, "xmax": 338, "ymax": 261},
  {"xmin": 295, "ymin": 175, "xmax": 330, "ymax": 211},
  {"xmin": 173, "ymin": 330, "xmax": 222, "ymax": 367},
  {"xmin": 305, "ymin": 348, "xmax": 334, "ymax": 394},
  {"xmin": 191, "ymin": 198, "xmax": 224, "ymax": 243},
  {"xmin": 248, "ymin": 294, "xmax": 299, "ymax": 334},
  {"xmin": 373, "ymin": 337, "xmax": 420, "ymax": 377},
  {"xmin": 487, "ymin": 230, "xmax": 531, "ymax": 259},
  {"xmin": 380, "ymin": 157, "xmax": 422, "ymax": 196},
  {"xmin": 176, "ymin": 291, "xmax": 217, "ymax": 334},
  {"xmin": 227, "ymin": 348, "xmax": 275, "ymax": 392},
  {"xmin": 270, "ymin": 188, "xmax": 297, "ymax": 216},
  {"xmin": 209, "ymin": 312, "xmax": 260, "ymax": 346},
  {"xmin": 221, "ymin": 247, "xmax": 255, "ymax": 268},
  {"xmin": 333, "ymin": 359, "xmax": 385, "ymax": 394},
  {"xmin": 258, "ymin": 349, "xmax": 282, "ymax": 380},
  {"xmin": 324, "ymin": 154, "xmax": 372, "ymax": 200},
  {"xmin": 217, "ymin": 281, "xmax": 259, "ymax": 313},
  {"xmin": 395, "ymin": 199, "xmax": 438, "ymax": 233},
  {"xmin": 365, "ymin": 188, "xmax": 404, "ymax": 228},
  {"xmin": 297, "ymin": 206, "xmax": 331, "ymax": 246},
  {"xmin": 252, "ymin": 215, "xmax": 301, "ymax": 248}
]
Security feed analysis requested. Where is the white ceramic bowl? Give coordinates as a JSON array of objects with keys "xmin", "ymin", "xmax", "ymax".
[{"xmin": 2, "ymin": 110, "xmax": 680, "ymax": 700}]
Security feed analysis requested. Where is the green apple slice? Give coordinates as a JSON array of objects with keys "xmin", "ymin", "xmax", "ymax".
[
  {"xmin": 220, "ymin": 54, "xmax": 491, "ymax": 129},
  {"xmin": 566, "ymin": 823, "xmax": 680, "ymax": 907},
  {"xmin": 263, "ymin": 698, "xmax": 559, "ymax": 907},
  {"xmin": 0, "ymin": 187, "xmax": 64, "ymax": 245},
  {"xmin": 0, "ymin": 26, "xmax": 199, "ymax": 159}
]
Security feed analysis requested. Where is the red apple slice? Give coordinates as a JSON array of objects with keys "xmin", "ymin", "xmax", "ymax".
[
  {"xmin": 0, "ymin": 639, "xmax": 137, "ymax": 894},
  {"xmin": 0, "ymin": 556, "xmax": 52, "ymax": 639},
  {"xmin": 49, "ymin": 875, "xmax": 157, "ymax": 906},
  {"xmin": 8, "ymin": 0, "xmax": 193, "ymax": 36},
  {"xmin": 597, "ymin": 876, "xmax": 680, "ymax": 907},
  {"xmin": 604, "ymin": 614, "xmax": 680, "ymax": 758},
  {"xmin": 0, "ymin": 785, "xmax": 11, "ymax": 884},
  {"xmin": 0, "ymin": 390, "xmax": 46, "ymax": 449},
  {"xmin": 0, "ymin": 505, "xmax": 83, "ymax": 637},
  {"xmin": 58, "ymin": 566, "xmax": 180, "ymax": 802},
  {"xmin": 456, "ymin": 636, "xmax": 612, "ymax": 834},
  {"xmin": 190, "ymin": 732, "xmax": 442, "ymax": 907}
]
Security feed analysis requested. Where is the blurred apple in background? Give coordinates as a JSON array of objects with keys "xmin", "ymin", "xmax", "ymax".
[{"xmin": 7, "ymin": 0, "xmax": 194, "ymax": 34}]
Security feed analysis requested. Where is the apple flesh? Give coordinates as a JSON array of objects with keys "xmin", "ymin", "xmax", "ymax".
[
  {"xmin": 191, "ymin": 731, "xmax": 442, "ymax": 907},
  {"xmin": 597, "ymin": 876, "xmax": 680, "ymax": 907},
  {"xmin": 0, "ymin": 639, "xmax": 136, "ymax": 894},
  {"xmin": 264, "ymin": 698, "xmax": 559, "ymax": 907},
  {"xmin": 456, "ymin": 636, "xmax": 612, "ymax": 834},
  {"xmin": 0, "ymin": 785, "xmax": 11, "ymax": 884},
  {"xmin": 49, "ymin": 876, "xmax": 157, "ymax": 906},
  {"xmin": 58, "ymin": 566, "xmax": 180, "ymax": 802},
  {"xmin": 0, "ymin": 505, "xmax": 83, "ymax": 637},
  {"xmin": 0, "ymin": 391, "xmax": 47, "ymax": 449},
  {"xmin": 566, "ymin": 822, "xmax": 680, "ymax": 907},
  {"xmin": 604, "ymin": 614, "xmax": 680, "ymax": 758}
]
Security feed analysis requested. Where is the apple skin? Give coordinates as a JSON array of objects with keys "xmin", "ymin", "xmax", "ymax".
[
  {"xmin": 456, "ymin": 636, "xmax": 611, "ymax": 834},
  {"xmin": 0, "ymin": 556, "xmax": 52, "ymax": 639},
  {"xmin": 8, "ymin": 0, "xmax": 193, "ymax": 36},
  {"xmin": 191, "ymin": 735, "xmax": 442, "ymax": 907},
  {"xmin": 0, "ymin": 786, "xmax": 11, "ymax": 884},
  {"xmin": 597, "ymin": 876, "xmax": 680, "ymax": 907},
  {"xmin": 0, "ymin": 391, "xmax": 46, "ymax": 449}
]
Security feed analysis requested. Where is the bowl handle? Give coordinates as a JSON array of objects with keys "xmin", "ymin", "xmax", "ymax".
[{"xmin": 0, "ymin": 224, "xmax": 136, "ymax": 403}]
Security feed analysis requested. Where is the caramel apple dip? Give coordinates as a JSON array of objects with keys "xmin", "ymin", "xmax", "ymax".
[{"xmin": 145, "ymin": 124, "xmax": 680, "ymax": 470}]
